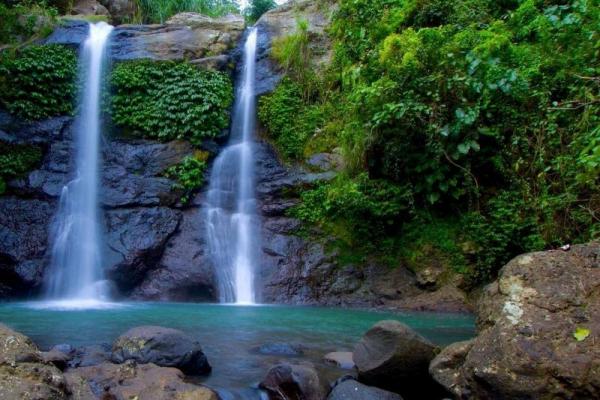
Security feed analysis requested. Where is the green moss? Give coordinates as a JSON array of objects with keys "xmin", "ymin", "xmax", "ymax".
[
  {"xmin": 110, "ymin": 60, "xmax": 233, "ymax": 145},
  {"xmin": 0, "ymin": 45, "xmax": 77, "ymax": 120}
]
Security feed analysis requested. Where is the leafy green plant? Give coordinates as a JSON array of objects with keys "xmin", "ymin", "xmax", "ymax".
[
  {"xmin": 110, "ymin": 60, "xmax": 233, "ymax": 144},
  {"xmin": 0, "ymin": 143, "xmax": 43, "ymax": 194},
  {"xmin": 164, "ymin": 152, "xmax": 208, "ymax": 204},
  {"xmin": 0, "ymin": 45, "xmax": 77, "ymax": 120}
]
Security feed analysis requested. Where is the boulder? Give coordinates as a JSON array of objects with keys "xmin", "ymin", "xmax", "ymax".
[
  {"xmin": 72, "ymin": 0, "xmax": 110, "ymax": 16},
  {"xmin": 0, "ymin": 325, "xmax": 70, "ymax": 399},
  {"xmin": 353, "ymin": 321, "xmax": 439, "ymax": 394},
  {"xmin": 429, "ymin": 243, "xmax": 600, "ymax": 399},
  {"xmin": 0, "ymin": 323, "xmax": 40, "ymax": 364},
  {"xmin": 323, "ymin": 352, "xmax": 354, "ymax": 370},
  {"xmin": 259, "ymin": 362, "xmax": 327, "ymax": 400},
  {"xmin": 65, "ymin": 361, "xmax": 218, "ymax": 400},
  {"xmin": 40, "ymin": 349, "xmax": 72, "ymax": 371},
  {"xmin": 68, "ymin": 345, "xmax": 111, "ymax": 368},
  {"xmin": 328, "ymin": 379, "xmax": 403, "ymax": 400},
  {"xmin": 98, "ymin": 0, "xmax": 136, "ymax": 24},
  {"xmin": 111, "ymin": 326, "xmax": 211, "ymax": 375}
]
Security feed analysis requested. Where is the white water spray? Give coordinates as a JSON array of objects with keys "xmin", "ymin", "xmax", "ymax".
[
  {"xmin": 206, "ymin": 28, "xmax": 259, "ymax": 304},
  {"xmin": 44, "ymin": 22, "xmax": 113, "ymax": 304}
]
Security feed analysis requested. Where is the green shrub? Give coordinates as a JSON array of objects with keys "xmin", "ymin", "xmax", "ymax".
[
  {"xmin": 0, "ymin": 1, "xmax": 59, "ymax": 45},
  {"xmin": 259, "ymin": 79, "xmax": 325, "ymax": 160},
  {"xmin": 0, "ymin": 45, "xmax": 77, "ymax": 120},
  {"xmin": 164, "ymin": 152, "xmax": 208, "ymax": 203},
  {"xmin": 110, "ymin": 60, "xmax": 233, "ymax": 145},
  {"xmin": 0, "ymin": 143, "xmax": 43, "ymax": 194},
  {"xmin": 279, "ymin": 0, "xmax": 599, "ymax": 284},
  {"xmin": 246, "ymin": 0, "xmax": 276, "ymax": 23}
]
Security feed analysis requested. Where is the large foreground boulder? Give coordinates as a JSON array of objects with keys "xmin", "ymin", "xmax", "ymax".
[
  {"xmin": 259, "ymin": 362, "xmax": 327, "ymax": 400},
  {"xmin": 430, "ymin": 243, "xmax": 600, "ymax": 399},
  {"xmin": 111, "ymin": 326, "xmax": 211, "ymax": 375},
  {"xmin": 65, "ymin": 361, "xmax": 218, "ymax": 400},
  {"xmin": 0, "ymin": 324, "xmax": 70, "ymax": 399},
  {"xmin": 328, "ymin": 378, "xmax": 403, "ymax": 400},
  {"xmin": 353, "ymin": 321, "xmax": 439, "ymax": 393}
]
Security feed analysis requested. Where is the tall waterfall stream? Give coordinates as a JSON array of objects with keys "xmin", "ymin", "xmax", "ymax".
[
  {"xmin": 44, "ymin": 22, "xmax": 113, "ymax": 306},
  {"xmin": 206, "ymin": 28, "xmax": 260, "ymax": 304}
]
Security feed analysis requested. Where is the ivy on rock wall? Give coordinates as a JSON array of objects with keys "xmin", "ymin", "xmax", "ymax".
[
  {"xmin": 110, "ymin": 60, "xmax": 233, "ymax": 145},
  {"xmin": 0, "ymin": 45, "xmax": 77, "ymax": 120}
]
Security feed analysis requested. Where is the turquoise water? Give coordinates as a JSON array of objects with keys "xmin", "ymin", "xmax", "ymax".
[{"xmin": 0, "ymin": 302, "xmax": 475, "ymax": 398}]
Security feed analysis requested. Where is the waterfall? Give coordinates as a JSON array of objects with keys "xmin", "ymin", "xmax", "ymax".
[
  {"xmin": 206, "ymin": 28, "xmax": 260, "ymax": 304},
  {"xmin": 44, "ymin": 22, "xmax": 113, "ymax": 304}
]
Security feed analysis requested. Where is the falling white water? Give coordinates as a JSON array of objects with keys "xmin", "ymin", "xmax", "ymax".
[
  {"xmin": 206, "ymin": 28, "xmax": 259, "ymax": 304},
  {"xmin": 44, "ymin": 22, "xmax": 113, "ymax": 304}
]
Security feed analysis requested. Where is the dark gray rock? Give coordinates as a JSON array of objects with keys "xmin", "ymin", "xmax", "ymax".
[
  {"xmin": 328, "ymin": 379, "xmax": 403, "ymax": 400},
  {"xmin": 130, "ymin": 208, "xmax": 216, "ymax": 301},
  {"xmin": 0, "ymin": 198, "xmax": 55, "ymax": 295},
  {"xmin": 111, "ymin": 326, "xmax": 211, "ymax": 375},
  {"xmin": 44, "ymin": 20, "xmax": 89, "ymax": 48},
  {"xmin": 104, "ymin": 207, "xmax": 182, "ymax": 293},
  {"xmin": 259, "ymin": 362, "xmax": 327, "ymax": 400},
  {"xmin": 354, "ymin": 321, "xmax": 441, "ymax": 398},
  {"xmin": 68, "ymin": 344, "xmax": 111, "ymax": 368}
]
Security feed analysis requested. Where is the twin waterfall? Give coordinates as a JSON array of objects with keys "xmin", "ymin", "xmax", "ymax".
[
  {"xmin": 206, "ymin": 28, "xmax": 260, "ymax": 304},
  {"xmin": 44, "ymin": 23, "xmax": 113, "ymax": 305},
  {"xmin": 43, "ymin": 24, "xmax": 260, "ymax": 306}
]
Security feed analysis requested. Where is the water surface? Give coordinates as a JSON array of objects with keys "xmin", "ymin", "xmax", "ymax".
[{"xmin": 0, "ymin": 302, "xmax": 475, "ymax": 398}]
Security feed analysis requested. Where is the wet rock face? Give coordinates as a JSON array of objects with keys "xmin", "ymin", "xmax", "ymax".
[
  {"xmin": 0, "ymin": 111, "xmax": 201, "ymax": 299},
  {"xmin": 111, "ymin": 326, "xmax": 211, "ymax": 375},
  {"xmin": 430, "ymin": 243, "xmax": 600, "ymax": 400},
  {"xmin": 46, "ymin": 13, "xmax": 245, "ymax": 71}
]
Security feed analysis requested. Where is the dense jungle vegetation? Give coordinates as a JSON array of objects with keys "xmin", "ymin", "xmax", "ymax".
[{"xmin": 260, "ymin": 0, "xmax": 600, "ymax": 285}]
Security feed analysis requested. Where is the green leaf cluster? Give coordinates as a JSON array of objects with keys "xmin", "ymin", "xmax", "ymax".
[
  {"xmin": 0, "ymin": 143, "xmax": 42, "ymax": 194},
  {"xmin": 0, "ymin": 45, "xmax": 77, "ymax": 120},
  {"xmin": 110, "ymin": 60, "xmax": 233, "ymax": 145},
  {"xmin": 164, "ymin": 153, "xmax": 208, "ymax": 204}
]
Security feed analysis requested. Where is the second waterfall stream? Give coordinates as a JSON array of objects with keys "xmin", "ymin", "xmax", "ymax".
[{"xmin": 206, "ymin": 28, "xmax": 260, "ymax": 304}]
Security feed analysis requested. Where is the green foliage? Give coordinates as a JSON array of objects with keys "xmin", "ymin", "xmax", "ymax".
[
  {"xmin": 246, "ymin": 0, "xmax": 276, "ymax": 22},
  {"xmin": 259, "ymin": 79, "xmax": 325, "ymax": 160},
  {"xmin": 164, "ymin": 152, "xmax": 208, "ymax": 203},
  {"xmin": 291, "ymin": 174, "xmax": 414, "ymax": 243},
  {"xmin": 110, "ymin": 60, "xmax": 233, "ymax": 145},
  {"xmin": 0, "ymin": 44, "xmax": 77, "ymax": 120},
  {"xmin": 0, "ymin": 1, "xmax": 59, "ymax": 45},
  {"xmin": 275, "ymin": 0, "xmax": 599, "ymax": 284},
  {"xmin": 134, "ymin": 0, "xmax": 239, "ymax": 23},
  {"xmin": 0, "ymin": 143, "xmax": 42, "ymax": 194}
]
